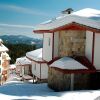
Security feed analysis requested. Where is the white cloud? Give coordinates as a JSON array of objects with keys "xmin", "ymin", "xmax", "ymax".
[
  {"xmin": 0, "ymin": 23, "xmax": 34, "ymax": 28},
  {"xmin": 0, "ymin": 4, "xmax": 48, "ymax": 16},
  {"xmin": 0, "ymin": 23, "xmax": 43, "ymax": 38}
]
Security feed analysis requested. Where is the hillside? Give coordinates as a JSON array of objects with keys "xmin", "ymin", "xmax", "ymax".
[
  {"xmin": 0, "ymin": 35, "xmax": 43, "ymax": 48},
  {"xmin": 0, "ymin": 35, "xmax": 43, "ymax": 63},
  {"xmin": 5, "ymin": 43, "xmax": 36, "ymax": 64}
]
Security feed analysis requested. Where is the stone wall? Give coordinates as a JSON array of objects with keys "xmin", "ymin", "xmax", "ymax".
[
  {"xmin": 74, "ymin": 73, "xmax": 90, "ymax": 90},
  {"xmin": 48, "ymin": 67, "xmax": 71, "ymax": 91},
  {"xmin": 48, "ymin": 67, "xmax": 91, "ymax": 91},
  {"xmin": 2, "ymin": 60, "xmax": 10, "ymax": 69},
  {"xmin": 59, "ymin": 30, "xmax": 86, "ymax": 57}
]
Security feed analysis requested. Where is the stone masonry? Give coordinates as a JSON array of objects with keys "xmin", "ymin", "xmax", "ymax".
[
  {"xmin": 48, "ymin": 67, "xmax": 71, "ymax": 91},
  {"xmin": 48, "ymin": 67, "xmax": 91, "ymax": 91},
  {"xmin": 59, "ymin": 30, "xmax": 86, "ymax": 57}
]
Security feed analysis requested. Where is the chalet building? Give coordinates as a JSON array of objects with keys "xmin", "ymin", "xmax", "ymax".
[
  {"xmin": 26, "ymin": 48, "xmax": 48, "ymax": 83},
  {"xmin": 9, "ymin": 64, "xmax": 16, "ymax": 74},
  {"xmin": 0, "ymin": 39, "xmax": 11, "ymax": 85},
  {"xmin": 16, "ymin": 57, "xmax": 33, "ymax": 81},
  {"xmin": 33, "ymin": 10, "xmax": 100, "ymax": 91}
]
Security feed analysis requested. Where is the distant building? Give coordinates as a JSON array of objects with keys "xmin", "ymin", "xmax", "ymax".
[
  {"xmin": 9, "ymin": 64, "xmax": 16, "ymax": 74},
  {"xmin": 16, "ymin": 57, "xmax": 33, "ymax": 81},
  {"xmin": 26, "ymin": 48, "xmax": 48, "ymax": 83},
  {"xmin": 0, "ymin": 39, "xmax": 11, "ymax": 85}
]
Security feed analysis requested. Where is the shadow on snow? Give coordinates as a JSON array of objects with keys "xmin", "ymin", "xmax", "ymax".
[{"xmin": 0, "ymin": 82, "xmax": 63, "ymax": 97}]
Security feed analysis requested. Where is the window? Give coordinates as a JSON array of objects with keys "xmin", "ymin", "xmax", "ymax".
[
  {"xmin": 48, "ymin": 38, "xmax": 51, "ymax": 46},
  {"xmin": 34, "ymin": 64, "xmax": 36, "ymax": 70}
]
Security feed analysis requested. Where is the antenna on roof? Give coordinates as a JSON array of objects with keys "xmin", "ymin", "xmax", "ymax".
[{"xmin": 61, "ymin": 8, "xmax": 73, "ymax": 14}]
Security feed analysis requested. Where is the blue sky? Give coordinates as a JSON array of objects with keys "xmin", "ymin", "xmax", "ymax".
[{"xmin": 0, "ymin": 0, "xmax": 100, "ymax": 38}]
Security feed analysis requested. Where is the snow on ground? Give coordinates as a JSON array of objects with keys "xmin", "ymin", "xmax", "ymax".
[{"xmin": 0, "ymin": 73, "xmax": 100, "ymax": 100}]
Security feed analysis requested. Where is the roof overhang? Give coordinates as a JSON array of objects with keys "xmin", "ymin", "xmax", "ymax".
[
  {"xmin": 50, "ymin": 67, "xmax": 96, "ymax": 74},
  {"xmin": 26, "ymin": 56, "xmax": 47, "ymax": 63},
  {"xmin": 50, "ymin": 56, "xmax": 96, "ymax": 74},
  {"xmin": 16, "ymin": 64, "xmax": 31, "ymax": 66},
  {"xmin": 33, "ymin": 22, "xmax": 100, "ymax": 34}
]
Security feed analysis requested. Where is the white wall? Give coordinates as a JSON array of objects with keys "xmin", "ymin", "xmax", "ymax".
[
  {"xmin": 94, "ymin": 33, "xmax": 100, "ymax": 70},
  {"xmin": 41, "ymin": 63, "xmax": 48, "ymax": 79},
  {"xmin": 32, "ymin": 61, "xmax": 35, "ymax": 74},
  {"xmin": 16, "ymin": 65, "xmax": 21, "ymax": 73},
  {"xmin": 85, "ymin": 31, "xmax": 93, "ymax": 62},
  {"xmin": 54, "ymin": 32, "xmax": 59, "ymax": 58},
  {"xmin": 19, "ymin": 66, "xmax": 22, "ymax": 76},
  {"xmin": 32, "ymin": 61, "xmax": 37, "ymax": 76},
  {"xmin": 35, "ymin": 63, "xmax": 41, "ymax": 78},
  {"xmin": 43, "ymin": 33, "xmax": 53, "ymax": 61},
  {"xmin": 20, "ymin": 66, "xmax": 24, "ymax": 76},
  {"xmin": 24, "ymin": 66, "xmax": 29, "ymax": 75},
  {"xmin": 32, "ymin": 61, "xmax": 48, "ymax": 79},
  {"xmin": 32, "ymin": 61, "xmax": 40, "ymax": 78}
]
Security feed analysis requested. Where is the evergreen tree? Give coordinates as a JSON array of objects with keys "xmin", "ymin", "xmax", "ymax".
[{"xmin": 4, "ymin": 43, "xmax": 36, "ymax": 64}]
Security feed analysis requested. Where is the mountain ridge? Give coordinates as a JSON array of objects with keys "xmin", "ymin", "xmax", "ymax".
[{"xmin": 0, "ymin": 35, "xmax": 43, "ymax": 48}]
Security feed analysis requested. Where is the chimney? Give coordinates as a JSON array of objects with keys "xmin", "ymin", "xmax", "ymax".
[{"xmin": 61, "ymin": 8, "xmax": 73, "ymax": 14}]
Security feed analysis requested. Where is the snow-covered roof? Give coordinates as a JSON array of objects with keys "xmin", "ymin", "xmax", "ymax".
[
  {"xmin": 0, "ymin": 43, "xmax": 8, "ymax": 52},
  {"xmin": 34, "ymin": 8, "xmax": 100, "ymax": 31},
  {"xmin": 26, "ymin": 48, "xmax": 43, "ymax": 62},
  {"xmin": 72, "ymin": 8, "xmax": 100, "ymax": 18},
  {"xmin": 34, "ymin": 15, "xmax": 100, "ymax": 31},
  {"xmin": 50, "ymin": 57, "xmax": 88, "ymax": 70},
  {"xmin": 16, "ymin": 57, "xmax": 31, "ymax": 66},
  {"xmin": 5, "ymin": 52, "xmax": 11, "ymax": 60}
]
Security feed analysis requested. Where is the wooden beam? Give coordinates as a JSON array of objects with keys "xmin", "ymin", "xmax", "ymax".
[
  {"xmin": 33, "ymin": 30, "xmax": 52, "ymax": 33},
  {"xmin": 52, "ymin": 33, "xmax": 54, "ymax": 59},
  {"xmin": 92, "ymin": 32, "xmax": 95, "ymax": 65},
  {"xmin": 33, "ymin": 22, "xmax": 100, "ymax": 33}
]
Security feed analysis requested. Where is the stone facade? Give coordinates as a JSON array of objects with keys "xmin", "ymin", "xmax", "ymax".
[
  {"xmin": 48, "ymin": 67, "xmax": 71, "ymax": 91},
  {"xmin": 48, "ymin": 67, "xmax": 91, "ymax": 91},
  {"xmin": 1, "ymin": 60, "xmax": 10, "ymax": 84},
  {"xmin": 74, "ymin": 73, "xmax": 90, "ymax": 90},
  {"xmin": 59, "ymin": 30, "xmax": 86, "ymax": 57}
]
